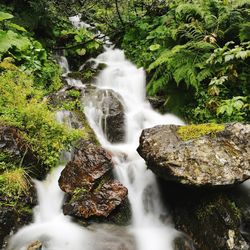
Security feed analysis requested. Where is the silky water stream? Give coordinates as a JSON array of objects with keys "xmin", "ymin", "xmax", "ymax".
[{"xmin": 7, "ymin": 47, "xmax": 184, "ymax": 250}]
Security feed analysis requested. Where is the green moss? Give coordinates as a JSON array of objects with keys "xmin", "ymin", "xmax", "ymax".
[
  {"xmin": 0, "ymin": 168, "xmax": 30, "ymax": 198},
  {"xmin": 177, "ymin": 123, "xmax": 225, "ymax": 141}
]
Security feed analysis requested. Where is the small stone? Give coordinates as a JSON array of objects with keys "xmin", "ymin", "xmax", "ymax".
[{"xmin": 27, "ymin": 240, "xmax": 42, "ymax": 250}]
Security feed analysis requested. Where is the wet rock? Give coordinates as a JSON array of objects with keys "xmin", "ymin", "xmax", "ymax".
[
  {"xmin": 82, "ymin": 86, "xmax": 125, "ymax": 143},
  {"xmin": 63, "ymin": 180, "xmax": 127, "ymax": 218},
  {"xmin": 0, "ymin": 206, "xmax": 16, "ymax": 248},
  {"xmin": 59, "ymin": 142, "xmax": 113, "ymax": 193},
  {"xmin": 147, "ymin": 96, "xmax": 165, "ymax": 110},
  {"xmin": 59, "ymin": 142, "xmax": 129, "ymax": 220},
  {"xmin": 0, "ymin": 185, "xmax": 36, "ymax": 249},
  {"xmin": 0, "ymin": 125, "xmax": 44, "ymax": 179},
  {"xmin": 173, "ymin": 235, "xmax": 194, "ymax": 250},
  {"xmin": 159, "ymin": 181, "xmax": 249, "ymax": 250},
  {"xmin": 138, "ymin": 123, "xmax": 250, "ymax": 186},
  {"xmin": 47, "ymin": 85, "xmax": 83, "ymax": 108}
]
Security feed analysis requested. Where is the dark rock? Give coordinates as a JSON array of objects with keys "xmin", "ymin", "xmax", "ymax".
[
  {"xmin": 0, "ymin": 125, "xmax": 44, "ymax": 179},
  {"xmin": 0, "ymin": 183, "xmax": 36, "ymax": 249},
  {"xmin": 82, "ymin": 86, "xmax": 125, "ymax": 143},
  {"xmin": 147, "ymin": 96, "xmax": 165, "ymax": 110},
  {"xmin": 0, "ymin": 206, "xmax": 16, "ymax": 248},
  {"xmin": 59, "ymin": 142, "xmax": 113, "ymax": 194},
  {"xmin": 104, "ymin": 198, "xmax": 132, "ymax": 226},
  {"xmin": 63, "ymin": 180, "xmax": 127, "ymax": 218},
  {"xmin": 59, "ymin": 142, "xmax": 129, "ymax": 220},
  {"xmin": 227, "ymin": 182, "xmax": 250, "ymax": 244},
  {"xmin": 138, "ymin": 123, "xmax": 250, "ymax": 186},
  {"xmin": 159, "ymin": 181, "xmax": 249, "ymax": 250},
  {"xmin": 173, "ymin": 235, "xmax": 194, "ymax": 250}
]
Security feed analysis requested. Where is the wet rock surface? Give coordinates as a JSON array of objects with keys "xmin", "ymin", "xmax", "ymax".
[
  {"xmin": 59, "ymin": 142, "xmax": 129, "ymax": 221},
  {"xmin": 0, "ymin": 185, "xmax": 36, "ymax": 249},
  {"xmin": 138, "ymin": 123, "xmax": 250, "ymax": 186},
  {"xmin": 0, "ymin": 125, "xmax": 44, "ymax": 179},
  {"xmin": 59, "ymin": 141, "xmax": 113, "ymax": 193},
  {"xmin": 63, "ymin": 180, "xmax": 127, "ymax": 218},
  {"xmin": 82, "ymin": 86, "xmax": 125, "ymax": 143},
  {"xmin": 159, "ymin": 181, "xmax": 249, "ymax": 250}
]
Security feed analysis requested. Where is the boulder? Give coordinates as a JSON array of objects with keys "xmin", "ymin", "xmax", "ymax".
[
  {"xmin": 0, "ymin": 125, "xmax": 44, "ymax": 179},
  {"xmin": 63, "ymin": 180, "xmax": 127, "ymax": 218},
  {"xmin": 59, "ymin": 142, "xmax": 129, "ymax": 220},
  {"xmin": 159, "ymin": 180, "xmax": 249, "ymax": 250},
  {"xmin": 59, "ymin": 141, "xmax": 113, "ymax": 193},
  {"xmin": 82, "ymin": 86, "xmax": 125, "ymax": 143},
  {"xmin": 137, "ymin": 123, "xmax": 250, "ymax": 186}
]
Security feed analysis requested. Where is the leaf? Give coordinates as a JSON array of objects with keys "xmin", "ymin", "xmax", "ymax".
[
  {"xmin": 0, "ymin": 30, "xmax": 31, "ymax": 54},
  {"xmin": 7, "ymin": 23, "xmax": 27, "ymax": 32},
  {"xmin": 149, "ymin": 44, "xmax": 161, "ymax": 51},
  {"xmin": 224, "ymin": 54, "xmax": 234, "ymax": 62},
  {"xmin": 0, "ymin": 31, "xmax": 12, "ymax": 53},
  {"xmin": 0, "ymin": 12, "xmax": 13, "ymax": 22},
  {"xmin": 76, "ymin": 48, "xmax": 86, "ymax": 56}
]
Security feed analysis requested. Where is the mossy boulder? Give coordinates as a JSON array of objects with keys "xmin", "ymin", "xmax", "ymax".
[{"xmin": 137, "ymin": 123, "xmax": 250, "ymax": 186}]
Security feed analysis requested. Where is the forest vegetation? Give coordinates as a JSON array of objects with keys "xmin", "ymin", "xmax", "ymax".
[{"xmin": 0, "ymin": 0, "xmax": 249, "ymax": 218}]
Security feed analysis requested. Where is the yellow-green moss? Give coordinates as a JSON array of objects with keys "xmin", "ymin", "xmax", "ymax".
[
  {"xmin": 0, "ymin": 168, "xmax": 30, "ymax": 197},
  {"xmin": 177, "ymin": 123, "xmax": 225, "ymax": 141}
]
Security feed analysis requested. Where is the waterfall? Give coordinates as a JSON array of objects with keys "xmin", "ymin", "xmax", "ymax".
[
  {"xmin": 84, "ymin": 47, "xmax": 184, "ymax": 250},
  {"xmin": 7, "ymin": 46, "xmax": 184, "ymax": 250}
]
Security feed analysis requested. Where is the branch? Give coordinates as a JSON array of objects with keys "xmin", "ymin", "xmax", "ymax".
[
  {"xmin": 115, "ymin": 0, "xmax": 124, "ymax": 26},
  {"xmin": 53, "ymin": 34, "xmax": 105, "ymax": 51}
]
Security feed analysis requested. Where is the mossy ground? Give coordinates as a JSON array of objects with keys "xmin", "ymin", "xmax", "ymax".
[{"xmin": 177, "ymin": 123, "xmax": 225, "ymax": 141}]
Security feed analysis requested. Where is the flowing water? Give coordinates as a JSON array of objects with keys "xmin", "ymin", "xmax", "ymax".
[
  {"xmin": 83, "ymin": 47, "xmax": 184, "ymax": 250},
  {"xmin": 8, "ymin": 46, "xmax": 184, "ymax": 250}
]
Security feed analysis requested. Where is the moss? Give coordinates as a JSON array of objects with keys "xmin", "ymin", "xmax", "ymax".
[
  {"xmin": 0, "ymin": 168, "xmax": 30, "ymax": 198},
  {"xmin": 177, "ymin": 123, "xmax": 225, "ymax": 141}
]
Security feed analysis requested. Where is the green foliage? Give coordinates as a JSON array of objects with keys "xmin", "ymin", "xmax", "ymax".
[
  {"xmin": 114, "ymin": 0, "xmax": 250, "ymax": 123},
  {"xmin": 0, "ymin": 11, "xmax": 62, "ymax": 93},
  {"xmin": 60, "ymin": 27, "xmax": 101, "ymax": 60},
  {"xmin": 177, "ymin": 123, "xmax": 225, "ymax": 141},
  {"xmin": 0, "ymin": 70, "xmax": 84, "ymax": 168},
  {"xmin": 0, "ymin": 168, "xmax": 29, "ymax": 198},
  {"xmin": 67, "ymin": 89, "xmax": 81, "ymax": 98}
]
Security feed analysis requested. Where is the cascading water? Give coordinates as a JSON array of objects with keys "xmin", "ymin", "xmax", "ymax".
[
  {"xmin": 8, "ymin": 44, "xmax": 184, "ymax": 250},
  {"xmin": 83, "ymin": 47, "xmax": 185, "ymax": 250}
]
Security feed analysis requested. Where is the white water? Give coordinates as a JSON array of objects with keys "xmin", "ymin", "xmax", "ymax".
[
  {"xmin": 84, "ymin": 47, "xmax": 184, "ymax": 250},
  {"xmin": 8, "ymin": 47, "xmax": 184, "ymax": 250}
]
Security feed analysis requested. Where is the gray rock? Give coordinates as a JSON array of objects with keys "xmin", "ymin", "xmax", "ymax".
[
  {"xmin": 137, "ymin": 123, "xmax": 250, "ymax": 186},
  {"xmin": 82, "ymin": 86, "xmax": 125, "ymax": 143}
]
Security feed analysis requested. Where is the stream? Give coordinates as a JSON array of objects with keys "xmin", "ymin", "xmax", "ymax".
[{"xmin": 7, "ymin": 39, "xmax": 185, "ymax": 250}]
